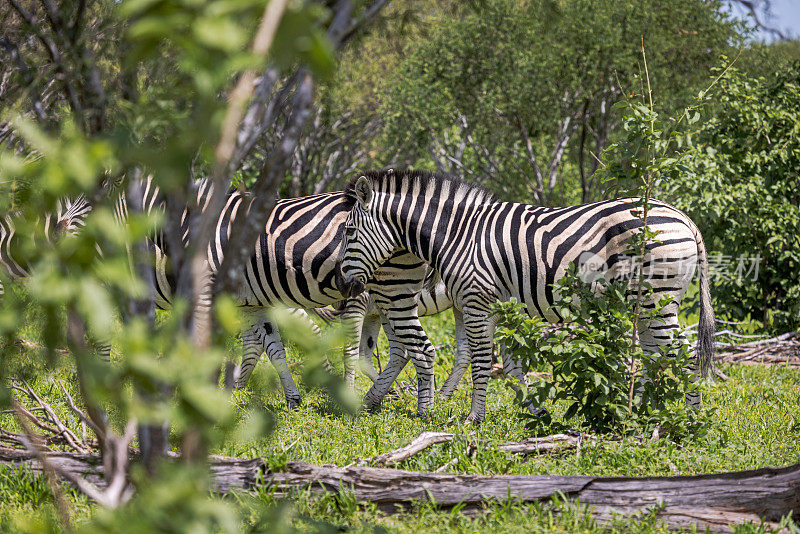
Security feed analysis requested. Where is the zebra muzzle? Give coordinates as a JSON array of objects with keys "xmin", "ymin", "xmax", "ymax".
[
  {"xmin": 335, "ymin": 261, "xmax": 367, "ymax": 298},
  {"xmin": 340, "ymin": 277, "xmax": 366, "ymax": 299}
]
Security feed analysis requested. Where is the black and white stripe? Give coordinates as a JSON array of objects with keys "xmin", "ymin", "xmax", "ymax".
[
  {"xmin": 1, "ymin": 196, "xmax": 93, "ymax": 294},
  {"xmin": 117, "ymin": 177, "xmax": 450, "ymax": 411},
  {"xmin": 347, "ymin": 263, "xmax": 528, "ymax": 406},
  {"xmin": 337, "ymin": 170, "xmax": 715, "ymax": 422}
]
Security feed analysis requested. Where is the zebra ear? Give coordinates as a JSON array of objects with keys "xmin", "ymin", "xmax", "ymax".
[{"xmin": 355, "ymin": 176, "xmax": 373, "ymax": 209}]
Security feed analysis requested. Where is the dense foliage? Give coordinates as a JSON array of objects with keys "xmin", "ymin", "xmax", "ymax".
[
  {"xmin": 0, "ymin": 0, "xmax": 361, "ymax": 531},
  {"xmin": 378, "ymin": 0, "xmax": 742, "ymax": 204},
  {"xmin": 492, "ymin": 272, "xmax": 709, "ymax": 440},
  {"xmin": 668, "ymin": 64, "xmax": 800, "ymax": 333}
]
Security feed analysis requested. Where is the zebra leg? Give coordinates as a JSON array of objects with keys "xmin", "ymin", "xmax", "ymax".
[
  {"xmin": 92, "ymin": 339, "xmax": 112, "ymax": 363},
  {"xmin": 263, "ymin": 321, "xmax": 303, "ymax": 409},
  {"xmin": 237, "ymin": 314, "xmax": 303, "ymax": 409},
  {"xmin": 342, "ymin": 292, "xmax": 382, "ymax": 382},
  {"xmin": 463, "ymin": 309, "xmax": 495, "ymax": 424},
  {"xmin": 236, "ymin": 321, "xmax": 261, "ymax": 389},
  {"xmin": 359, "ymin": 309, "xmax": 382, "ymax": 382},
  {"xmin": 499, "ymin": 344, "xmax": 549, "ymax": 417},
  {"xmin": 222, "ymin": 360, "xmax": 238, "ymax": 390},
  {"xmin": 362, "ymin": 319, "xmax": 411, "ymax": 410},
  {"xmin": 340, "ymin": 297, "xmax": 370, "ymax": 389},
  {"xmin": 289, "ymin": 308, "xmax": 337, "ymax": 375},
  {"xmin": 638, "ymin": 308, "xmax": 702, "ymax": 408},
  {"xmin": 377, "ymin": 301, "xmax": 436, "ymax": 417},
  {"xmin": 402, "ymin": 317, "xmax": 436, "ymax": 417},
  {"xmin": 438, "ymin": 308, "xmax": 470, "ymax": 400}
]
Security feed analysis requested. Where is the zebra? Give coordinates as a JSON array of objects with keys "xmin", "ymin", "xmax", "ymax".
[
  {"xmin": 336, "ymin": 169, "xmax": 715, "ymax": 423},
  {"xmin": 348, "ymin": 269, "xmax": 528, "ymax": 407},
  {"xmin": 110, "ymin": 177, "xmax": 451, "ymax": 413},
  {"xmin": 1, "ymin": 196, "xmax": 93, "ymax": 295},
  {"xmin": 0, "ymin": 188, "xmax": 480, "ymax": 410}
]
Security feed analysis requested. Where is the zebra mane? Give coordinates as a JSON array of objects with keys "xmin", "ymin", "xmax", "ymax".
[{"xmin": 345, "ymin": 168, "xmax": 495, "ymax": 204}]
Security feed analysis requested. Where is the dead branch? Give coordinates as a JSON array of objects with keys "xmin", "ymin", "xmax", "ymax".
[
  {"xmin": 358, "ymin": 431, "xmax": 580, "ymax": 467},
  {"xmin": 496, "ymin": 434, "xmax": 580, "ymax": 455},
  {"xmin": 715, "ymin": 331, "xmax": 799, "ymax": 368},
  {"xmin": 9, "ymin": 378, "xmax": 92, "ymax": 454},
  {"xmin": 12, "ymin": 401, "xmax": 72, "ymax": 528},
  {"xmin": 59, "ymin": 381, "xmax": 104, "ymax": 444},
  {"xmin": 362, "ymin": 432, "xmax": 455, "ymax": 467},
  {"xmin": 13, "ymin": 338, "xmax": 70, "ymax": 356}
]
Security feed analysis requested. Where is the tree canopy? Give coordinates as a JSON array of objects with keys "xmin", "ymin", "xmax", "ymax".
[{"xmin": 377, "ymin": 0, "xmax": 744, "ymax": 204}]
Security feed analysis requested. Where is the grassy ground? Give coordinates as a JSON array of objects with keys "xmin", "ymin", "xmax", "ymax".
[{"xmin": 1, "ymin": 311, "xmax": 799, "ymax": 532}]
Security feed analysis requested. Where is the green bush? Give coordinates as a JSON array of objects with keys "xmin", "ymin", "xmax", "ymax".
[
  {"xmin": 668, "ymin": 63, "xmax": 800, "ymax": 333},
  {"xmin": 492, "ymin": 267, "xmax": 710, "ymax": 440}
]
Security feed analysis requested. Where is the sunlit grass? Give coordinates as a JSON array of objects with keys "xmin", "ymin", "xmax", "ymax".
[{"xmin": 1, "ymin": 309, "xmax": 798, "ymax": 532}]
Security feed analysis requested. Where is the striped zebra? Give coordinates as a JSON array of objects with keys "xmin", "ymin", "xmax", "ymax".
[
  {"xmin": 349, "ymin": 270, "xmax": 528, "ymax": 407},
  {"xmin": 0, "ymin": 188, "xmax": 481, "ymax": 408},
  {"xmin": 1, "ymin": 196, "xmax": 93, "ymax": 294},
  {"xmin": 112, "ymin": 177, "xmax": 451, "ymax": 412},
  {"xmin": 336, "ymin": 169, "xmax": 715, "ymax": 423}
]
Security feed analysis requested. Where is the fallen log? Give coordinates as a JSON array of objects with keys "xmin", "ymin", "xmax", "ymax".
[
  {"xmin": 718, "ymin": 340, "xmax": 800, "ymax": 368},
  {"xmin": 266, "ymin": 462, "xmax": 800, "ymax": 532},
  {"xmin": 0, "ymin": 448, "xmax": 264, "ymax": 495},
  {"xmin": 2, "ymin": 448, "xmax": 798, "ymax": 532}
]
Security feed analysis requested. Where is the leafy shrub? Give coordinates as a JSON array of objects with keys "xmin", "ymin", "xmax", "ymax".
[
  {"xmin": 492, "ymin": 267, "xmax": 711, "ymax": 440},
  {"xmin": 668, "ymin": 63, "xmax": 800, "ymax": 333}
]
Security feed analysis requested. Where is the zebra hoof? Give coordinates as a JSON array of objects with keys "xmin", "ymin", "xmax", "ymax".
[
  {"xmin": 416, "ymin": 408, "xmax": 433, "ymax": 420},
  {"xmin": 362, "ymin": 403, "xmax": 381, "ymax": 414},
  {"xmin": 527, "ymin": 406, "xmax": 550, "ymax": 418},
  {"xmin": 464, "ymin": 413, "xmax": 484, "ymax": 425},
  {"xmin": 286, "ymin": 397, "xmax": 302, "ymax": 410},
  {"xmin": 362, "ymin": 397, "xmax": 381, "ymax": 413}
]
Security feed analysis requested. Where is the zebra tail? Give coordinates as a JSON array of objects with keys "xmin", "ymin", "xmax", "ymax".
[{"xmin": 695, "ymin": 226, "xmax": 715, "ymax": 379}]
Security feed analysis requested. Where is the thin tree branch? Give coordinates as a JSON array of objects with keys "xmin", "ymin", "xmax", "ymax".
[{"xmin": 13, "ymin": 401, "xmax": 72, "ymax": 528}]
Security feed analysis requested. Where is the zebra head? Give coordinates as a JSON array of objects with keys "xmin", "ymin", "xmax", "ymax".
[{"xmin": 336, "ymin": 175, "xmax": 398, "ymax": 298}]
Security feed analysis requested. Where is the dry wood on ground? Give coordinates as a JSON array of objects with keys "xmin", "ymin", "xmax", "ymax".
[
  {"xmin": 716, "ymin": 331, "xmax": 800, "ymax": 368},
  {"xmin": 1, "ymin": 448, "xmax": 797, "ymax": 533},
  {"xmin": 357, "ymin": 431, "xmax": 579, "ymax": 467}
]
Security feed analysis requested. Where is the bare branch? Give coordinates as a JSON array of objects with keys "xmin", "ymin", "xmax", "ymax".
[
  {"xmin": 730, "ymin": 0, "xmax": 789, "ymax": 40},
  {"xmin": 215, "ymin": 0, "xmax": 290, "ymax": 170},
  {"xmin": 338, "ymin": 0, "xmax": 389, "ymax": 47},
  {"xmin": 214, "ymin": 73, "xmax": 315, "ymax": 295},
  {"xmin": 13, "ymin": 401, "xmax": 72, "ymax": 528},
  {"xmin": 357, "ymin": 431, "xmax": 580, "ymax": 467},
  {"xmin": 59, "ymin": 381, "xmax": 104, "ymax": 443}
]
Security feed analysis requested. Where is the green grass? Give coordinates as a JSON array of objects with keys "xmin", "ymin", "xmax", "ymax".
[{"xmin": 1, "ymin": 311, "xmax": 799, "ymax": 532}]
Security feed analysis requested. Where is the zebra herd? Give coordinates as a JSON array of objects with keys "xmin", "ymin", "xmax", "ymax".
[{"xmin": 2, "ymin": 168, "xmax": 714, "ymax": 423}]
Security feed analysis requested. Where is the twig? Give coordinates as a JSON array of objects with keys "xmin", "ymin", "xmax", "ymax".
[
  {"xmin": 495, "ymin": 434, "xmax": 580, "ymax": 455},
  {"xmin": 215, "ymin": 0, "xmax": 290, "ymax": 170},
  {"xmin": 434, "ymin": 457, "xmax": 459, "ymax": 473},
  {"xmin": 13, "ymin": 401, "xmax": 72, "ymax": 528},
  {"xmin": 362, "ymin": 432, "xmax": 454, "ymax": 467},
  {"xmin": 13, "ymin": 338, "xmax": 70, "ymax": 356},
  {"xmin": 11, "ymin": 379, "xmax": 89, "ymax": 453},
  {"xmin": 59, "ymin": 381, "xmax": 104, "ymax": 443}
]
